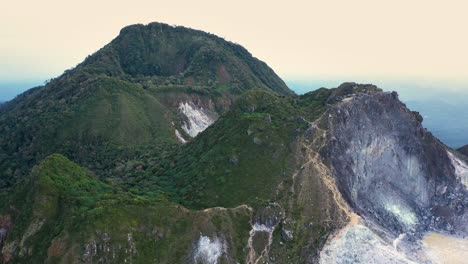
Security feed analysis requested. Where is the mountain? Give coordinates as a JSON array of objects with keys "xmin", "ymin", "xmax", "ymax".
[
  {"xmin": 0, "ymin": 22, "xmax": 292, "ymax": 189},
  {"xmin": 1, "ymin": 22, "xmax": 467, "ymax": 263}
]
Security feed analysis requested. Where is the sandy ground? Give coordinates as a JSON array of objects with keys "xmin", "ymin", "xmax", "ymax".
[{"xmin": 423, "ymin": 232, "xmax": 468, "ymax": 264}]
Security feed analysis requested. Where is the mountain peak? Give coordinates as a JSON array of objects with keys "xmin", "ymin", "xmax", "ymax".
[{"xmin": 78, "ymin": 21, "xmax": 293, "ymax": 96}]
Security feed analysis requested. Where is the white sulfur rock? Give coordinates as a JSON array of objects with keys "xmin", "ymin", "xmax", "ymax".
[
  {"xmin": 422, "ymin": 232, "xmax": 468, "ymax": 264},
  {"xmin": 179, "ymin": 102, "xmax": 215, "ymax": 137},
  {"xmin": 319, "ymin": 224, "xmax": 417, "ymax": 264},
  {"xmin": 175, "ymin": 129, "xmax": 187, "ymax": 144},
  {"xmin": 383, "ymin": 202, "xmax": 418, "ymax": 229},
  {"xmin": 193, "ymin": 235, "xmax": 224, "ymax": 264},
  {"xmin": 447, "ymin": 151, "xmax": 468, "ymax": 189},
  {"xmin": 393, "ymin": 233, "xmax": 406, "ymax": 250},
  {"xmin": 252, "ymin": 223, "xmax": 273, "ymax": 233}
]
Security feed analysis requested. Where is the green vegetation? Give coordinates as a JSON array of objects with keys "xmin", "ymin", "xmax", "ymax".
[
  {"xmin": 0, "ymin": 74, "xmax": 179, "ymax": 189},
  {"xmin": 109, "ymin": 88, "xmax": 332, "ymax": 209},
  {"xmin": 162, "ymin": 90, "xmax": 313, "ymax": 208},
  {"xmin": 0, "ymin": 154, "xmax": 252, "ymax": 263},
  {"xmin": 0, "ymin": 154, "xmax": 122, "ymax": 263}
]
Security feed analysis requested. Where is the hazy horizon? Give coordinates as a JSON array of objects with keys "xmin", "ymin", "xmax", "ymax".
[
  {"xmin": 2, "ymin": 0, "xmax": 468, "ymax": 85},
  {"xmin": 2, "ymin": 77, "xmax": 467, "ymax": 101}
]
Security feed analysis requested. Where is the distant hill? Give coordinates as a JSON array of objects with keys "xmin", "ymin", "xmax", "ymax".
[
  {"xmin": 404, "ymin": 99, "xmax": 468, "ymax": 148},
  {"xmin": 458, "ymin": 145, "xmax": 468, "ymax": 156}
]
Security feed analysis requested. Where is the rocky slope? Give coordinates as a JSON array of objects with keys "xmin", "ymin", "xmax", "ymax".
[
  {"xmin": 318, "ymin": 84, "xmax": 468, "ymax": 263},
  {"xmin": 324, "ymin": 84, "xmax": 462, "ymax": 235}
]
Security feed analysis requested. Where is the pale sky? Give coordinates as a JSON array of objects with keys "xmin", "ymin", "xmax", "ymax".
[{"xmin": 1, "ymin": 0, "xmax": 468, "ymax": 85}]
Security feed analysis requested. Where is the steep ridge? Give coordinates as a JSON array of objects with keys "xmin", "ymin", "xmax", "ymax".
[{"xmin": 0, "ymin": 22, "xmax": 292, "ymax": 189}]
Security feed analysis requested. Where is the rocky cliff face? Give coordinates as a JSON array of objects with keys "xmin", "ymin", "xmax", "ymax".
[
  {"xmin": 317, "ymin": 84, "xmax": 468, "ymax": 263},
  {"xmin": 324, "ymin": 85, "xmax": 466, "ymax": 232}
]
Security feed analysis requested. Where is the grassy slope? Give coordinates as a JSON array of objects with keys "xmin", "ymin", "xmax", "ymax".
[
  {"xmin": 168, "ymin": 91, "xmax": 299, "ymax": 208},
  {"xmin": 0, "ymin": 74, "xmax": 179, "ymax": 189},
  {"xmin": 135, "ymin": 89, "xmax": 332, "ymax": 209}
]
